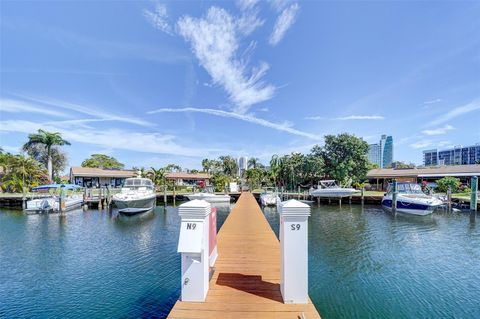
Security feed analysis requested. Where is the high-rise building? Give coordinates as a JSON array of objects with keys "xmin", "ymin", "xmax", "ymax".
[
  {"xmin": 367, "ymin": 143, "xmax": 381, "ymax": 167},
  {"xmin": 423, "ymin": 144, "xmax": 480, "ymax": 166},
  {"xmin": 237, "ymin": 156, "xmax": 248, "ymax": 176},
  {"xmin": 368, "ymin": 135, "xmax": 394, "ymax": 168}
]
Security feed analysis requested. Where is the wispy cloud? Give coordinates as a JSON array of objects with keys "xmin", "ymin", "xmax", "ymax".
[
  {"xmin": 9, "ymin": 94, "xmax": 153, "ymax": 127},
  {"xmin": 148, "ymin": 107, "xmax": 320, "ymax": 140},
  {"xmin": 177, "ymin": 7, "xmax": 275, "ymax": 114},
  {"xmin": 422, "ymin": 124, "xmax": 454, "ymax": 136},
  {"xmin": 0, "ymin": 98, "xmax": 69, "ymax": 117},
  {"xmin": 143, "ymin": 2, "xmax": 173, "ymax": 35},
  {"xmin": 410, "ymin": 140, "xmax": 433, "ymax": 149},
  {"xmin": 423, "ymin": 98, "xmax": 442, "ymax": 105},
  {"xmin": 0, "ymin": 120, "xmax": 225, "ymax": 157},
  {"xmin": 269, "ymin": 3, "xmax": 299, "ymax": 46},
  {"xmin": 430, "ymin": 99, "xmax": 480, "ymax": 126},
  {"xmin": 305, "ymin": 115, "xmax": 385, "ymax": 121}
]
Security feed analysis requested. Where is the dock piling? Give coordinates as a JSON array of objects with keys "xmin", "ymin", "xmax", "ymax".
[
  {"xmin": 471, "ymin": 176, "xmax": 478, "ymax": 212},
  {"xmin": 392, "ymin": 180, "xmax": 398, "ymax": 214},
  {"xmin": 447, "ymin": 186, "xmax": 452, "ymax": 212}
]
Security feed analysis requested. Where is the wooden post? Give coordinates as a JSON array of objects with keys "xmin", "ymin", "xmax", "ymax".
[
  {"xmin": 392, "ymin": 180, "xmax": 398, "ymax": 214},
  {"xmin": 361, "ymin": 186, "xmax": 365, "ymax": 206},
  {"xmin": 349, "ymin": 196, "xmax": 351, "ymax": 204},
  {"xmin": 164, "ymin": 185, "xmax": 167, "ymax": 205},
  {"xmin": 339, "ymin": 197, "xmax": 342, "ymax": 206},
  {"xmin": 470, "ymin": 176, "xmax": 478, "ymax": 212},
  {"xmin": 317, "ymin": 197, "xmax": 320, "ymax": 206},
  {"xmin": 447, "ymin": 186, "xmax": 452, "ymax": 212},
  {"xmin": 173, "ymin": 186, "xmax": 176, "ymax": 206}
]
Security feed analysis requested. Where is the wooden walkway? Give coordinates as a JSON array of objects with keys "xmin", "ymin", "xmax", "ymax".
[{"xmin": 168, "ymin": 192, "xmax": 321, "ymax": 319}]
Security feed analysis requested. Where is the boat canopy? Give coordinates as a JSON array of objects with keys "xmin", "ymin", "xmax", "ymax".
[
  {"xmin": 124, "ymin": 178, "xmax": 154, "ymax": 187},
  {"xmin": 387, "ymin": 182, "xmax": 423, "ymax": 194},
  {"xmin": 32, "ymin": 184, "xmax": 81, "ymax": 190}
]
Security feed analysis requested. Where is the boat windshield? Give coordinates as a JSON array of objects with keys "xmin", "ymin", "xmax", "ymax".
[
  {"xmin": 388, "ymin": 183, "xmax": 423, "ymax": 194},
  {"xmin": 124, "ymin": 178, "xmax": 153, "ymax": 188},
  {"xmin": 319, "ymin": 180, "xmax": 338, "ymax": 188}
]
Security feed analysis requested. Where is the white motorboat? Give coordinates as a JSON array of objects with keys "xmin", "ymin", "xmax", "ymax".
[
  {"xmin": 381, "ymin": 182, "xmax": 444, "ymax": 216},
  {"xmin": 113, "ymin": 178, "xmax": 157, "ymax": 215},
  {"xmin": 260, "ymin": 189, "xmax": 278, "ymax": 206},
  {"xmin": 186, "ymin": 187, "xmax": 231, "ymax": 203},
  {"xmin": 25, "ymin": 184, "xmax": 83, "ymax": 214},
  {"xmin": 309, "ymin": 180, "xmax": 358, "ymax": 198}
]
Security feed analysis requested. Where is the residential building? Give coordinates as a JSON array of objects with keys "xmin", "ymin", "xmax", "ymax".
[
  {"xmin": 423, "ymin": 144, "xmax": 480, "ymax": 166},
  {"xmin": 366, "ymin": 164, "xmax": 480, "ymax": 190},
  {"xmin": 165, "ymin": 172, "xmax": 210, "ymax": 186},
  {"xmin": 70, "ymin": 167, "xmax": 136, "ymax": 188},
  {"xmin": 368, "ymin": 135, "xmax": 394, "ymax": 168}
]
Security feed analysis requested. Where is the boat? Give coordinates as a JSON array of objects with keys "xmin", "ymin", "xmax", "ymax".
[
  {"xmin": 25, "ymin": 184, "xmax": 83, "ymax": 214},
  {"xmin": 260, "ymin": 188, "xmax": 278, "ymax": 206},
  {"xmin": 186, "ymin": 187, "xmax": 231, "ymax": 203},
  {"xmin": 309, "ymin": 180, "xmax": 358, "ymax": 198},
  {"xmin": 113, "ymin": 178, "xmax": 157, "ymax": 215},
  {"xmin": 381, "ymin": 182, "xmax": 444, "ymax": 216}
]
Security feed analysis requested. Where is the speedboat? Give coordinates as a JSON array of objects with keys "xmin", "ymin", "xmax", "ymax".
[
  {"xmin": 381, "ymin": 182, "xmax": 444, "ymax": 216},
  {"xmin": 25, "ymin": 184, "xmax": 83, "ymax": 214},
  {"xmin": 309, "ymin": 180, "xmax": 358, "ymax": 198},
  {"xmin": 260, "ymin": 189, "xmax": 278, "ymax": 206},
  {"xmin": 113, "ymin": 178, "xmax": 157, "ymax": 215},
  {"xmin": 186, "ymin": 187, "xmax": 231, "ymax": 203}
]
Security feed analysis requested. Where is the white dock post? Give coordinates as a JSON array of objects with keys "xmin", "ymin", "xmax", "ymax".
[
  {"xmin": 278, "ymin": 199, "xmax": 311, "ymax": 304},
  {"xmin": 177, "ymin": 200, "xmax": 212, "ymax": 302}
]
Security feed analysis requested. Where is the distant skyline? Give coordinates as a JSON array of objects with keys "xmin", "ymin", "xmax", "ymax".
[{"xmin": 1, "ymin": 1, "xmax": 480, "ymax": 170}]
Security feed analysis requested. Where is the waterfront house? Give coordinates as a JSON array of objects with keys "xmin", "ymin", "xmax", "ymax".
[
  {"xmin": 70, "ymin": 167, "xmax": 136, "ymax": 188},
  {"xmin": 367, "ymin": 164, "xmax": 480, "ymax": 190},
  {"xmin": 165, "ymin": 172, "xmax": 210, "ymax": 186}
]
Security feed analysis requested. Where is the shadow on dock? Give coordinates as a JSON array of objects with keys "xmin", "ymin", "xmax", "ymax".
[{"xmin": 216, "ymin": 273, "xmax": 282, "ymax": 303}]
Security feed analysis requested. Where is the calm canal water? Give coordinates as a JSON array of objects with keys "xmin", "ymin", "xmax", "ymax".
[{"xmin": 1, "ymin": 202, "xmax": 479, "ymax": 318}]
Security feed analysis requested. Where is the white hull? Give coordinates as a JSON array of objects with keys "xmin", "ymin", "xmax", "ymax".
[
  {"xmin": 25, "ymin": 196, "xmax": 83, "ymax": 214},
  {"xmin": 54, "ymin": 196, "xmax": 83, "ymax": 212},
  {"xmin": 186, "ymin": 193, "xmax": 231, "ymax": 203},
  {"xmin": 381, "ymin": 193, "xmax": 443, "ymax": 216},
  {"xmin": 260, "ymin": 193, "xmax": 277, "ymax": 206},
  {"xmin": 309, "ymin": 188, "xmax": 358, "ymax": 198},
  {"xmin": 113, "ymin": 194, "xmax": 157, "ymax": 210}
]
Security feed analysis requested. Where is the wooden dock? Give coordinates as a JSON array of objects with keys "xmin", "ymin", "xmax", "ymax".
[{"xmin": 168, "ymin": 192, "xmax": 321, "ymax": 318}]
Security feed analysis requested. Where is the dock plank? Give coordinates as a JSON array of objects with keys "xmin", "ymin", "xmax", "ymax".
[{"xmin": 168, "ymin": 192, "xmax": 320, "ymax": 318}]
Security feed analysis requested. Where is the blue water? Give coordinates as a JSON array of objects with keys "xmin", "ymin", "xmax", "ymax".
[{"xmin": 1, "ymin": 203, "xmax": 479, "ymax": 318}]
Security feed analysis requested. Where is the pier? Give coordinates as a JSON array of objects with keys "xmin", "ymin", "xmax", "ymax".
[{"xmin": 168, "ymin": 192, "xmax": 320, "ymax": 318}]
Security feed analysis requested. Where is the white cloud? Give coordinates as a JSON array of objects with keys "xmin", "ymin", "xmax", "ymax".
[
  {"xmin": 143, "ymin": 2, "xmax": 173, "ymax": 35},
  {"xmin": 10, "ymin": 94, "xmax": 153, "ymax": 127},
  {"xmin": 0, "ymin": 98, "xmax": 69, "ymax": 117},
  {"xmin": 305, "ymin": 115, "xmax": 384, "ymax": 120},
  {"xmin": 423, "ymin": 98, "xmax": 442, "ymax": 105},
  {"xmin": 430, "ymin": 99, "xmax": 480, "ymax": 126},
  {"xmin": 0, "ymin": 120, "xmax": 224, "ymax": 157},
  {"xmin": 422, "ymin": 124, "xmax": 454, "ymax": 136},
  {"xmin": 237, "ymin": 0, "xmax": 260, "ymax": 11},
  {"xmin": 410, "ymin": 140, "xmax": 433, "ymax": 149},
  {"xmin": 177, "ymin": 7, "xmax": 275, "ymax": 114},
  {"xmin": 148, "ymin": 107, "xmax": 320, "ymax": 140},
  {"xmin": 269, "ymin": 3, "xmax": 299, "ymax": 46}
]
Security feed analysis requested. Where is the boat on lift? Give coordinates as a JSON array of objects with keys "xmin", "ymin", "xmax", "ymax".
[
  {"xmin": 260, "ymin": 188, "xmax": 278, "ymax": 206},
  {"xmin": 309, "ymin": 180, "xmax": 358, "ymax": 198},
  {"xmin": 186, "ymin": 186, "xmax": 231, "ymax": 203},
  {"xmin": 381, "ymin": 182, "xmax": 444, "ymax": 216},
  {"xmin": 113, "ymin": 178, "xmax": 157, "ymax": 215},
  {"xmin": 24, "ymin": 184, "xmax": 83, "ymax": 214}
]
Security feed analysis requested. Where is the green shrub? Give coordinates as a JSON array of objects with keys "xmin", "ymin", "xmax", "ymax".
[
  {"xmin": 462, "ymin": 186, "xmax": 471, "ymax": 194},
  {"xmin": 436, "ymin": 176, "xmax": 461, "ymax": 193}
]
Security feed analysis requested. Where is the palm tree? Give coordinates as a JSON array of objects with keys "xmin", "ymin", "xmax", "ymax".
[
  {"xmin": 148, "ymin": 167, "xmax": 166, "ymax": 187},
  {"xmin": 248, "ymin": 157, "xmax": 261, "ymax": 169},
  {"xmin": 23, "ymin": 129, "xmax": 70, "ymax": 182}
]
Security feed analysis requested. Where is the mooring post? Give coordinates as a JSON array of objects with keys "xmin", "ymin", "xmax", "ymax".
[
  {"xmin": 447, "ymin": 186, "xmax": 452, "ymax": 212},
  {"xmin": 278, "ymin": 199, "xmax": 310, "ymax": 304},
  {"xmin": 392, "ymin": 180, "xmax": 398, "ymax": 214},
  {"xmin": 471, "ymin": 176, "xmax": 478, "ymax": 212},
  {"xmin": 361, "ymin": 186, "xmax": 365, "ymax": 206},
  {"xmin": 177, "ymin": 200, "xmax": 215, "ymax": 302},
  {"xmin": 173, "ymin": 186, "xmax": 176, "ymax": 206},
  {"xmin": 59, "ymin": 186, "xmax": 66, "ymax": 215},
  {"xmin": 164, "ymin": 185, "xmax": 167, "ymax": 205}
]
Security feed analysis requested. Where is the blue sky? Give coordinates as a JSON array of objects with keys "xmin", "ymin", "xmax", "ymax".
[{"xmin": 1, "ymin": 0, "xmax": 479, "ymax": 171}]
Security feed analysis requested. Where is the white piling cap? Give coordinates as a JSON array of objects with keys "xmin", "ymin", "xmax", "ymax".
[
  {"xmin": 178, "ymin": 199, "xmax": 211, "ymax": 218},
  {"xmin": 278, "ymin": 199, "xmax": 311, "ymax": 217}
]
